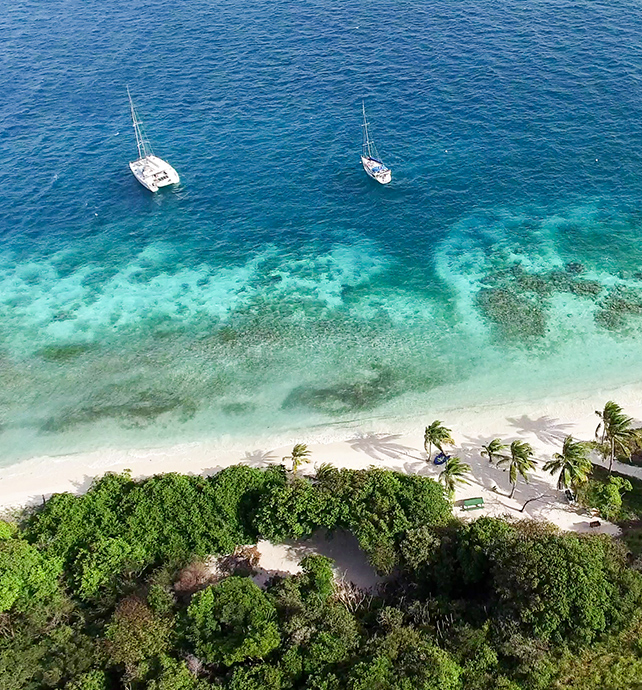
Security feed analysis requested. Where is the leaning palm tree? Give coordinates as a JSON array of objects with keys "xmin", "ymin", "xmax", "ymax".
[
  {"xmin": 543, "ymin": 435, "xmax": 593, "ymax": 491},
  {"xmin": 283, "ymin": 443, "xmax": 311, "ymax": 475},
  {"xmin": 439, "ymin": 457, "xmax": 471, "ymax": 498},
  {"xmin": 424, "ymin": 421, "xmax": 454, "ymax": 460},
  {"xmin": 595, "ymin": 401, "xmax": 639, "ymax": 473},
  {"xmin": 497, "ymin": 440, "xmax": 536, "ymax": 498},
  {"xmin": 480, "ymin": 438, "xmax": 508, "ymax": 464}
]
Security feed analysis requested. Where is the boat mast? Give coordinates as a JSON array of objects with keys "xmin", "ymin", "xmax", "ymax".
[
  {"xmin": 362, "ymin": 101, "xmax": 373, "ymax": 158},
  {"xmin": 127, "ymin": 87, "xmax": 153, "ymax": 160}
]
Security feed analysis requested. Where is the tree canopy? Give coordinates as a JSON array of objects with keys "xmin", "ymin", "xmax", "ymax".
[
  {"xmin": 2, "ymin": 464, "xmax": 641, "ymax": 690},
  {"xmin": 186, "ymin": 577, "xmax": 281, "ymax": 665}
]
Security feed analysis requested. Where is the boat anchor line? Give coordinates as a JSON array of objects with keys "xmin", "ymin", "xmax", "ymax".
[
  {"xmin": 360, "ymin": 100, "xmax": 391, "ymax": 185},
  {"xmin": 127, "ymin": 87, "xmax": 180, "ymax": 193}
]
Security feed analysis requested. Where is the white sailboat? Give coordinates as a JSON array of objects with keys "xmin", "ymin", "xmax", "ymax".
[
  {"xmin": 360, "ymin": 102, "xmax": 391, "ymax": 185},
  {"xmin": 127, "ymin": 87, "xmax": 180, "ymax": 192}
]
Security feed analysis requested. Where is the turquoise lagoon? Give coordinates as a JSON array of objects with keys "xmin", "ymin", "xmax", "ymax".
[{"xmin": 2, "ymin": 0, "xmax": 642, "ymax": 461}]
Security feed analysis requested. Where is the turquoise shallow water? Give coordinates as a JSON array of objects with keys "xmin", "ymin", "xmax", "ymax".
[{"xmin": 3, "ymin": 0, "xmax": 642, "ymax": 462}]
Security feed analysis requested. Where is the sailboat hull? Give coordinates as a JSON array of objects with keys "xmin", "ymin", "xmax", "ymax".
[
  {"xmin": 129, "ymin": 155, "xmax": 180, "ymax": 192},
  {"xmin": 361, "ymin": 156, "xmax": 391, "ymax": 185}
]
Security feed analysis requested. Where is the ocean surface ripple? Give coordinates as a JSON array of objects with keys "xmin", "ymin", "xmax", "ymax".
[{"xmin": 2, "ymin": 0, "xmax": 642, "ymax": 461}]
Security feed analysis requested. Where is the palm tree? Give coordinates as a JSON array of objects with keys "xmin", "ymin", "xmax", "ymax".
[
  {"xmin": 283, "ymin": 443, "xmax": 311, "ymax": 475},
  {"xmin": 480, "ymin": 438, "xmax": 508, "ymax": 464},
  {"xmin": 424, "ymin": 421, "xmax": 454, "ymax": 460},
  {"xmin": 543, "ymin": 435, "xmax": 592, "ymax": 491},
  {"xmin": 497, "ymin": 440, "xmax": 536, "ymax": 498},
  {"xmin": 439, "ymin": 457, "xmax": 471, "ymax": 498},
  {"xmin": 595, "ymin": 401, "xmax": 639, "ymax": 473}
]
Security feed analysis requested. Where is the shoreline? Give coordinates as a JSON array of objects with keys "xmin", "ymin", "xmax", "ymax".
[{"xmin": 2, "ymin": 381, "xmax": 642, "ymax": 535}]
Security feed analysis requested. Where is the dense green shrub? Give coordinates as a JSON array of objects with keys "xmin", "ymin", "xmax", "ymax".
[
  {"xmin": 186, "ymin": 577, "xmax": 280, "ymax": 665},
  {"xmin": 105, "ymin": 596, "xmax": 174, "ymax": 679},
  {"xmin": 0, "ymin": 537, "xmax": 63, "ymax": 613},
  {"xmin": 64, "ymin": 670, "xmax": 108, "ymax": 690},
  {"xmin": 491, "ymin": 531, "xmax": 640, "ymax": 643},
  {"xmin": 255, "ymin": 477, "xmax": 337, "ymax": 541},
  {"xmin": 25, "ymin": 466, "xmax": 285, "ymax": 599},
  {"xmin": 348, "ymin": 627, "xmax": 462, "ymax": 690},
  {"xmin": 580, "ymin": 476, "xmax": 633, "ymax": 521}
]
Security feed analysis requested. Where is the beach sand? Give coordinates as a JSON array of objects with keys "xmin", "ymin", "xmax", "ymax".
[{"xmin": 3, "ymin": 381, "xmax": 642, "ymax": 539}]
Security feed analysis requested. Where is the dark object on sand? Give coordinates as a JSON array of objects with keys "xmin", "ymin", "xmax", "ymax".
[{"xmin": 434, "ymin": 452, "xmax": 449, "ymax": 465}]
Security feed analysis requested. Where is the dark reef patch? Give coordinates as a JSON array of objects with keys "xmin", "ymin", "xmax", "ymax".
[
  {"xmin": 38, "ymin": 343, "xmax": 96, "ymax": 363},
  {"xmin": 282, "ymin": 367, "xmax": 404, "ymax": 415},
  {"xmin": 476, "ymin": 287, "xmax": 547, "ymax": 341},
  {"xmin": 475, "ymin": 261, "xmax": 609, "ymax": 341},
  {"xmin": 565, "ymin": 262, "xmax": 585, "ymax": 275},
  {"xmin": 222, "ymin": 402, "xmax": 257, "ymax": 416},
  {"xmin": 567, "ymin": 279, "xmax": 602, "ymax": 297},
  {"xmin": 515, "ymin": 272, "xmax": 552, "ymax": 296},
  {"xmin": 595, "ymin": 287, "xmax": 642, "ymax": 331},
  {"xmin": 42, "ymin": 389, "xmax": 197, "ymax": 432}
]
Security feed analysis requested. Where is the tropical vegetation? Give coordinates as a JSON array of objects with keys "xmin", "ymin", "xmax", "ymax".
[
  {"xmin": 480, "ymin": 438, "xmax": 507, "ymax": 464},
  {"xmin": 423, "ymin": 420, "xmax": 454, "ymax": 459},
  {"xmin": 544, "ymin": 435, "xmax": 593, "ymax": 491},
  {"xmin": 0, "ymin": 461, "xmax": 641, "ymax": 690},
  {"xmin": 497, "ymin": 439, "xmax": 537, "ymax": 498},
  {"xmin": 595, "ymin": 400, "xmax": 640, "ymax": 472},
  {"xmin": 438, "ymin": 456, "xmax": 471, "ymax": 498}
]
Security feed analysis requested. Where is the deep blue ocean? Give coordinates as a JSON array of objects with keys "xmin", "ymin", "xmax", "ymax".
[{"xmin": 2, "ymin": 0, "xmax": 642, "ymax": 462}]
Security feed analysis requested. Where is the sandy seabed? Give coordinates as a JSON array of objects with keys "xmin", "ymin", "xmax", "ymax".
[{"xmin": 3, "ymin": 380, "xmax": 642, "ymax": 542}]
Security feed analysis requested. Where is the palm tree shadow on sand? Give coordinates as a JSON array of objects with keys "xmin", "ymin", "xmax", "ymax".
[
  {"xmin": 240, "ymin": 449, "xmax": 280, "ymax": 468},
  {"xmin": 506, "ymin": 415, "xmax": 573, "ymax": 445},
  {"xmin": 348, "ymin": 432, "xmax": 422, "ymax": 462}
]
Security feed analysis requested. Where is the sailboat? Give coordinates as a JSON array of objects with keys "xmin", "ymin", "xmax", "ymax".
[
  {"xmin": 360, "ymin": 102, "xmax": 391, "ymax": 185},
  {"xmin": 127, "ymin": 87, "xmax": 180, "ymax": 192}
]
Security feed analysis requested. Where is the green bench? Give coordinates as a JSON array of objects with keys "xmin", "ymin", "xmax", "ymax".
[{"xmin": 462, "ymin": 497, "xmax": 484, "ymax": 511}]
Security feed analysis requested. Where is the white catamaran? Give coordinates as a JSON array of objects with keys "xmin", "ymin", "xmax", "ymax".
[
  {"xmin": 360, "ymin": 102, "xmax": 391, "ymax": 185},
  {"xmin": 127, "ymin": 88, "xmax": 180, "ymax": 192}
]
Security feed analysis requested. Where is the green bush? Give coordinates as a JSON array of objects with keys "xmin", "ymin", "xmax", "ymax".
[
  {"xmin": 0, "ymin": 538, "xmax": 63, "ymax": 613},
  {"xmin": 65, "ymin": 670, "xmax": 108, "ymax": 690},
  {"xmin": 105, "ymin": 596, "xmax": 173, "ymax": 678},
  {"xmin": 25, "ymin": 467, "xmax": 283, "ymax": 598},
  {"xmin": 185, "ymin": 577, "xmax": 280, "ymax": 665},
  {"xmin": 491, "ymin": 532, "xmax": 640, "ymax": 643},
  {"xmin": 348, "ymin": 627, "xmax": 462, "ymax": 690},
  {"xmin": 581, "ymin": 476, "xmax": 633, "ymax": 521},
  {"xmin": 0, "ymin": 520, "xmax": 17, "ymax": 541}
]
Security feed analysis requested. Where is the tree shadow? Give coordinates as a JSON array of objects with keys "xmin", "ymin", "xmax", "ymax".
[
  {"xmin": 240, "ymin": 449, "xmax": 279, "ymax": 468},
  {"xmin": 283, "ymin": 530, "xmax": 384, "ymax": 590},
  {"xmin": 199, "ymin": 465, "xmax": 226, "ymax": 478},
  {"xmin": 348, "ymin": 432, "xmax": 421, "ymax": 462},
  {"xmin": 402, "ymin": 459, "xmax": 433, "ymax": 477},
  {"xmin": 458, "ymin": 433, "xmax": 519, "ymax": 458},
  {"xmin": 506, "ymin": 415, "xmax": 573, "ymax": 445},
  {"xmin": 69, "ymin": 473, "xmax": 102, "ymax": 494}
]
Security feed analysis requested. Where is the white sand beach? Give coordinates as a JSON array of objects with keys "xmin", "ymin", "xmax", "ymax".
[{"xmin": 2, "ymin": 381, "xmax": 642, "ymax": 539}]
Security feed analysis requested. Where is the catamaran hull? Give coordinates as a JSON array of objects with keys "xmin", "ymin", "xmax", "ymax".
[
  {"xmin": 361, "ymin": 156, "xmax": 391, "ymax": 185},
  {"xmin": 129, "ymin": 155, "xmax": 180, "ymax": 193}
]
